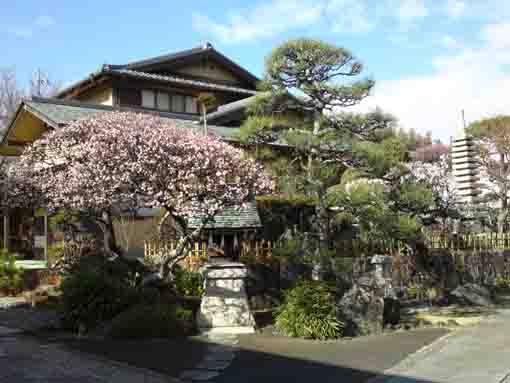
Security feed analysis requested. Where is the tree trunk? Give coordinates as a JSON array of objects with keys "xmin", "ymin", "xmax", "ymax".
[
  {"xmin": 95, "ymin": 210, "xmax": 120, "ymax": 258},
  {"xmin": 158, "ymin": 210, "xmax": 171, "ymax": 239},
  {"xmin": 498, "ymin": 209, "xmax": 508, "ymax": 233},
  {"xmin": 202, "ymin": 104, "xmax": 208, "ymax": 136},
  {"xmin": 141, "ymin": 216, "xmax": 207, "ymax": 286}
]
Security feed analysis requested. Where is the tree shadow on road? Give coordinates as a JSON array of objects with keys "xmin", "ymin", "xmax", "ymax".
[{"xmin": 212, "ymin": 331, "xmax": 445, "ymax": 383}]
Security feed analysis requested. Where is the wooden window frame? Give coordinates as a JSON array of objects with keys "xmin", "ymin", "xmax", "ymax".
[
  {"xmin": 141, "ymin": 89, "xmax": 156, "ymax": 109},
  {"xmin": 156, "ymin": 91, "xmax": 170, "ymax": 112},
  {"xmin": 140, "ymin": 89, "xmax": 199, "ymax": 115}
]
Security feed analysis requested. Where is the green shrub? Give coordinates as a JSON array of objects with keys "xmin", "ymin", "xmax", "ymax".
[
  {"xmin": 174, "ymin": 267, "xmax": 204, "ymax": 297},
  {"xmin": 47, "ymin": 242, "xmax": 64, "ymax": 268},
  {"xmin": 51, "ymin": 236, "xmax": 99, "ymax": 275},
  {"xmin": 272, "ymin": 239, "xmax": 303, "ymax": 263},
  {"xmin": 275, "ymin": 279, "xmax": 344, "ymax": 340},
  {"xmin": 109, "ymin": 303, "xmax": 193, "ymax": 339},
  {"xmin": 59, "ymin": 256, "xmax": 139, "ymax": 332},
  {"xmin": 332, "ymin": 257, "xmax": 354, "ymax": 274},
  {"xmin": 0, "ymin": 250, "xmax": 24, "ymax": 295},
  {"xmin": 239, "ymin": 253, "xmax": 279, "ymax": 267},
  {"xmin": 256, "ymin": 195, "xmax": 316, "ymax": 240}
]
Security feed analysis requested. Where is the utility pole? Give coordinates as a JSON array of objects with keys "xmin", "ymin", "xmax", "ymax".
[{"xmin": 34, "ymin": 69, "xmax": 50, "ymax": 97}]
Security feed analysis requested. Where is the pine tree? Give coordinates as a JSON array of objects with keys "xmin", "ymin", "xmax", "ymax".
[{"xmin": 241, "ymin": 39, "xmax": 434, "ymax": 246}]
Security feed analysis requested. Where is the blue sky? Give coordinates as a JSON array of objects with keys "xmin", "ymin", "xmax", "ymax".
[{"xmin": 2, "ymin": 0, "xmax": 510, "ymax": 141}]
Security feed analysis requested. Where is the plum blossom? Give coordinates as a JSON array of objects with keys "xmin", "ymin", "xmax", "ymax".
[{"xmin": 9, "ymin": 112, "xmax": 273, "ymax": 280}]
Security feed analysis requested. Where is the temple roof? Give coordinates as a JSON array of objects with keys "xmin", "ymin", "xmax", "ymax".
[{"xmin": 187, "ymin": 202, "xmax": 262, "ymax": 229}]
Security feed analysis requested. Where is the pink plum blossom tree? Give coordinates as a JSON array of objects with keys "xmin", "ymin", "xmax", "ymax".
[
  {"xmin": 10, "ymin": 112, "xmax": 272, "ymax": 281},
  {"xmin": 407, "ymin": 155, "xmax": 461, "ymax": 231}
]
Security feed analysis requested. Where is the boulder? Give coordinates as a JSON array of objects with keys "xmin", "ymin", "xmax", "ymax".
[
  {"xmin": 383, "ymin": 297, "xmax": 401, "ymax": 326},
  {"xmin": 337, "ymin": 254, "xmax": 402, "ymax": 337},
  {"xmin": 337, "ymin": 279, "xmax": 385, "ymax": 336},
  {"xmin": 449, "ymin": 283, "xmax": 493, "ymax": 306}
]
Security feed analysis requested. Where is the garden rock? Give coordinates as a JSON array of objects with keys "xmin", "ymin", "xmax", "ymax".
[
  {"xmin": 383, "ymin": 297, "xmax": 401, "ymax": 326},
  {"xmin": 337, "ymin": 277, "xmax": 385, "ymax": 336},
  {"xmin": 449, "ymin": 283, "xmax": 493, "ymax": 306}
]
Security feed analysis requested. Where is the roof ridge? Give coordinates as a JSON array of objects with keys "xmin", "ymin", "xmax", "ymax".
[
  {"xmin": 120, "ymin": 46, "xmax": 206, "ymax": 69},
  {"xmin": 108, "ymin": 68, "xmax": 258, "ymax": 95},
  {"xmin": 119, "ymin": 45, "xmax": 259, "ymax": 83}
]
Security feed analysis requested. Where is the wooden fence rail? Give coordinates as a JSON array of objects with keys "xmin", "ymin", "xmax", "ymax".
[
  {"xmin": 144, "ymin": 233, "xmax": 510, "ymax": 268},
  {"xmin": 425, "ymin": 232, "xmax": 510, "ymax": 251},
  {"xmin": 144, "ymin": 239, "xmax": 277, "ymax": 269}
]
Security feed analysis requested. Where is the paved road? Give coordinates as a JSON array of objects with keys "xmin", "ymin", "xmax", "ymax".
[
  {"xmin": 377, "ymin": 310, "xmax": 510, "ymax": 383},
  {"xmin": 0, "ymin": 327, "xmax": 177, "ymax": 383},
  {"xmin": 215, "ymin": 328, "xmax": 448, "ymax": 383},
  {"xmin": 3, "ymin": 307, "xmax": 507, "ymax": 383}
]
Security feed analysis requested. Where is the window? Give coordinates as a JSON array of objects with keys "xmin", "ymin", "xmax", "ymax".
[
  {"xmin": 141, "ymin": 90, "xmax": 155, "ymax": 109},
  {"xmin": 141, "ymin": 90, "xmax": 198, "ymax": 114},
  {"xmin": 185, "ymin": 96, "xmax": 198, "ymax": 114},
  {"xmin": 172, "ymin": 94, "xmax": 185, "ymax": 113},
  {"xmin": 157, "ymin": 92, "xmax": 170, "ymax": 111}
]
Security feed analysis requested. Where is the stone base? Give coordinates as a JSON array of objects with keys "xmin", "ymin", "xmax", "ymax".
[
  {"xmin": 197, "ymin": 262, "xmax": 256, "ymax": 332},
  {"xmin": 199, "ymin": 326, "xmax": 256, "ymax": 335}
]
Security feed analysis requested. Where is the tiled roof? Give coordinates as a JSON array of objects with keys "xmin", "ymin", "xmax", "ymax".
[
  {"xmin": 21, "ymin": 98, "xmax": 240, "ymax": 140},
  {"xmin": 25, "ymin": 100, "xmax": 121, "ymax": 126},
  {"xmin": 121, "ymin": 46, "xmax": 206, "ymax": 70},
  {"xmin": 205, "ymin": 95, "xmax": 256, "ymax": 124},
  {"xmin": 58, "ymin": 44, "xmax": 259, "ymax": 99},
  {"xmin": 119, "ymin": 43, "xmax": 259, "ymax": 84},
  {"xmin": 123, "ymin": 204, "xmax": 262, "ymax": 230},
  {"xmin": 109, "ymin": 69, "xmax": 258, "ymax": 96},
  {"xmin": 187, "ymin": 202, "xmax": 262, "ymax": 229}
]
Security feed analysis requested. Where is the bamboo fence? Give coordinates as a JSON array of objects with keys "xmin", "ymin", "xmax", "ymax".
[{"xmin": 144, "ymin": 233, "xmax": 510, "ymax": 268}]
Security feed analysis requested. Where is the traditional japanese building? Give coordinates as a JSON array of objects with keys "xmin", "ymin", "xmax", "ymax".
[{"xmin": 0, "ymin": 43, "xmax": 265, "ymax": 260}]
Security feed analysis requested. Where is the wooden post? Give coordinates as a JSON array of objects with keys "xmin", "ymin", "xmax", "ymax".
[
  {"xmin": 43, "ymin": 211, "xmax": 48, "ymax": 262},
  {"xmin": 3, "ymin": 212, "xmax": 8, "ymax": 251}
]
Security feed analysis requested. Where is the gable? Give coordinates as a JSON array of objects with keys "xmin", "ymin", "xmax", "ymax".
[
  {"xmin": 58, "ymin": 45, "xmax": 259, "ymax": 100},
  {"xmin": 171, "ymin": 60, "xmax": 245, "ymax": 85},
  {"xmin": 122, "ymin": 45, "xmax": 258, "ymax": 89},
  {"xmin": 76, "ymin": 85, "xmax": 113, "ymax": 105},
  {"xmin": 0, "ymin": 107, "xmax": 50, "ymax": 156}
]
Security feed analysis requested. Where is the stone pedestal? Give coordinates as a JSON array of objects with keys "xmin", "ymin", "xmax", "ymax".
[{"xmin": 197, "ymin": 262, "xmax": 255, "ymax": 335}]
